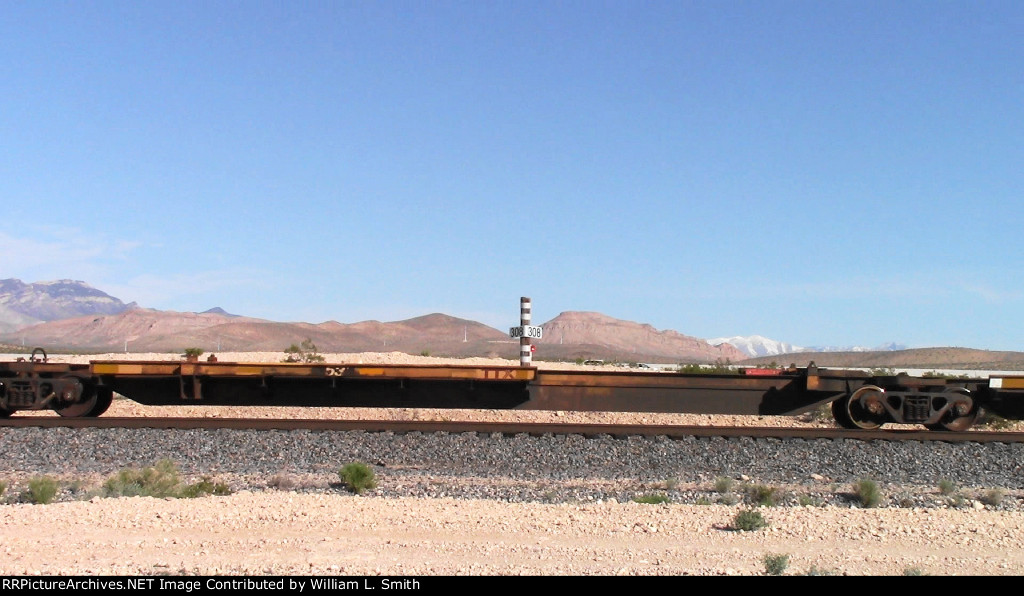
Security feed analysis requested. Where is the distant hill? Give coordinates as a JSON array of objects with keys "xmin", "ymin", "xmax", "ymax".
[
  {"xmin": 2, "ymin": 278, "xmax": 1020, "ymax": 368},
  {"xmin": 535, "ymin": 311, "xmax": 748, "ymax": 363},
  {"xmin": 0, "ymin": 309, "xmax": 517, "ymax": 357},
  {"xmin": 741, "ymin": 347, "xmax": 1024, "ymax": 371},
  {"xmin": 0, "ymin": 278, "xmax": 134, "ymax": 333},
  {"xmin": 1, "ymin": 307, "xmax": 747, "ymax": 363}
]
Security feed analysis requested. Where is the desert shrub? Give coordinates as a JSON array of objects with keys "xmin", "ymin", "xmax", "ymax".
[
  {"xmin": 179, "ymin": 477, "xmax": 232, "ymax": 498},
  {"xmin": 105, "ymin": 459, "xmax": 182, "ymax": 498},
  {"xmin": 744, "ymin": 484, "xmax": 780, "ymax": 507},
  {"xmin": 732, "ymin": 509, "xmax": 767, "ymax": 532},
  {"xmin": 104, "ymin": 460, "xmax": 229, "ymax": 499},
  {"xmin": 0, "ymin": 480, "xmax": 6, "ymax": 498},
  {"xmin": 897, "ymin": 495, "xmax": 917, "ymax": 508},
  {"xmin": 339, "ymin": 462, "xmax": 377, "ymax": 494},
  {"xmin": 979, "ymin": 488, "xmax": 1005, "ymax": 507},
  {"xmin": 938, "ymin": 478, "xmax": 958, "ymax": 496},
  {"xmin": 632, "ymin": 494, "xmax": 670, "ymax": 504},
  {"xmin": 797, "ymin": 494, "xmax": 823, "ymax": 507},
  {"xmin": 719, "ymin": 493, "xmax": 739, "ymax": 506},
  {"xmin": 27, "ymin": 476, "xmax": 59, "ymax": 504},
  {"xmin": 853, "ymin": 478, "xmax": 882, "ymax": 508},
  {"xmin": 763, "ymin": 553, "xmax": 790, "ymax": 576},
  {"xmin": 677, "ymin": 359, "xmax": 737, "ymax": 375},
  {"xmin": 183, "ymin": 347, "xmax": 204, "ymax": 359},
  {"xmin": 267, "ymin": 472, "xmax": 297, "ymax": 490},
  {"xmin": 804, "ymin": 403, "xmax": 835, "ymax": 424},
  {"xmin": 283, "ymin": 339, "xmax": 325, "ymax": 363},
  {"xmin": 713, "ymin": 476, "xmax": 734, "ymax": 494},
  {"xmin": 903, "ymin": 567, "xmax": 925, "ymax": 576}
]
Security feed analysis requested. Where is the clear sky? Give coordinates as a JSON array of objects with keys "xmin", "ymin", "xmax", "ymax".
[{"xmin": 2, "ymin": 1, "xmax": 1022, "ymax": 350}]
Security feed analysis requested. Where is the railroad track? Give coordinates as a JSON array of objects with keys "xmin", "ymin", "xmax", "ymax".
[{"xmin": 2, "ymin": 416, "xmax": 1022, "ymax": 443}]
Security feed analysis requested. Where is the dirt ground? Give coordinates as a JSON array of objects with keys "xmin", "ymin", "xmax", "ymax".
[{"xmin": 2, "ymin": 491, "xmax": 1023, "ymax": 576}]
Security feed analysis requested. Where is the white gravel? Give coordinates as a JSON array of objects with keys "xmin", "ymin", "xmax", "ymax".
[{"xmin": 3, "ymin": 493, "xmax": 1024, "ymax": 576}]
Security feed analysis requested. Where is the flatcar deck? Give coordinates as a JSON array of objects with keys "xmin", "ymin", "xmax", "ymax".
[{"xmin": 3, "ymin": 353, "xmax": 1024, "ymax": 430}]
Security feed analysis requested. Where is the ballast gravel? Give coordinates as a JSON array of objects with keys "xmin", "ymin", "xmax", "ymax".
[{"xmin": 2, "ymin": 351, "xmax": 1024, "ymax": 576}]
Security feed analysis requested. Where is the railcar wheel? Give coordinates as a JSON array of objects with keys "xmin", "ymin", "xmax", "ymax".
[
  {"xmin": 87, "ymin": 387, "xmax": 114, "ymax": 417},
  {"xmin": 54, "ymin": 378, "xmax": 100, "ymax": 418},
  {"xmin": 831, "ymin": 386, "xmax": 886, "ymax": 430},
  {"xmin": 925, "ymin": 390, "xmax": 979, "ymax": 431}
]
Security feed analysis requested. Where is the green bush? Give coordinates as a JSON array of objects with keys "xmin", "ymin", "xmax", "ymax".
[
  {"xmin": 339, "ymin": 462, "xmax": 377, "ymax": 495},
  {"xmin": 283, "ymin": 339, "xmax": 325, "ymax": 363},
  {"xmin": 938, "ymin": 478, "xmax": 958, "ymax": 496},
  {"xmin": 744, "ymin": 484, "xmax": 780, "ymax": 507},
  {"xmin": 179, "ymin": 477, "xmax": 232, "ymax": 498},
  {"xmin": 632, "ymin": 494, "xmax": 670, "ymax": 504},
  {"xmin": 713, "ymin": 476, "xmax": 734, "ymax": 494},
  {"xmin": 677, "ymin": 359, "xmax": 737, "ymax": 375},
  {"xmin": 732, "ymin": 509, "xmax": 767, "ymax": 532},
  {"xmin": 853, "ymin": 478, "xmax": 882, "ymax": 508},
  {"xmin": 0, "ymin": 480, "xmax": 6, "ymax": 498},
  {"xmin": 798, "ymin": 494, "xmax": 823, "ymax": 507},
  {"xmin": 27, "ymin": 476, "xmax": 59, "ymax": 504},
  {"xmin": 763, "ymin": 553, "xmax": 790, "ymax": 576},
  {"xmin": 105, "ymin": 459, "xmax": 182, "ymax": 498},
  {"xmin": 104, "ymin": 460, "xmax": 230, "ymax": 499}
]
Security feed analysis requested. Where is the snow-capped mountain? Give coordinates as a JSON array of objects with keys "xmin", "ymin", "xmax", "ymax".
[
  {"xmin": 805, "ymin": 342, "xmax": 909, "ymax": 354},
  {"xmin": 707, "ymin": 335, "xmax": 807, "ymax": 358},
  {"xmin": 710, "ymin": 335, "xmax": 908, "ymax": 358}
]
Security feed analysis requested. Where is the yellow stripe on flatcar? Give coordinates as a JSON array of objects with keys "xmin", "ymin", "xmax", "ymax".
[
  {"xmin": 92, "ymin": 363, "xmax": 144, "ymax": 375},
  {"xmin": 353, "ymin": 367, "xmax": 387, "ymax": 377},
  {"xmin": 993, "ymin": 377, "xmax": 1024, "ymax": 390},
  {"xmin": 205, "ymin": 366, "xmax": 266, "ymax": 376}
]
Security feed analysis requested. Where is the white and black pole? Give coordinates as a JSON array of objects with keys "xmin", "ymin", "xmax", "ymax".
[
  {"xmin": 510, "ymin": 296, "xmax": 542, "ymax": 367},
  {"xmin": 520, "ymin": 296, "xmax": 532, "ymax": 367}
]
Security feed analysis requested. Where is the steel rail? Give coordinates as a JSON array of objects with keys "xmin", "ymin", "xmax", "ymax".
[{"xmin": 1, "ymin": 416, "xmax": 1021, "ymax": 443}]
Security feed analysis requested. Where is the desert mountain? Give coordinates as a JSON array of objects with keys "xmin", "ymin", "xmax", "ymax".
[
  {"xmin": 0, "ymin": 309, "xmax": 515, "ymax": 357},
  {"xmin": 3, "ymin": 279, "xmax": 1020, "ymax": 368},
  {"xmin": 0, "ymin": 279, "xmax": 134, "ymax": 333},
  {"xmin": 536, "ymin": 312, "xmax": 747, "ymax": 363},
  {"xmin": 1, "ymin": 307, "xmax": 746, "ymax": 364}
]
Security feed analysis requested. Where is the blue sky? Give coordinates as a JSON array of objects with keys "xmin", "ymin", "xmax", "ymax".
[{"xmin": 2, "ymin": 1, "xmax": 1022, "ymax": 350}]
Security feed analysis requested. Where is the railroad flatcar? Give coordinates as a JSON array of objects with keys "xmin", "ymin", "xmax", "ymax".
[{"xmin": 1, "ymin": 348, "xmax": 1023, "ymax": 431}]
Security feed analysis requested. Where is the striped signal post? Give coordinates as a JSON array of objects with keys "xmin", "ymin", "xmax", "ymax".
[
  {"xmin": 510, "ymin": 297, "xmax": 542, "ymax": 367},
  {"xmin": 520, "ymin": 297, "xmax": 531, "ymax": 366}
]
